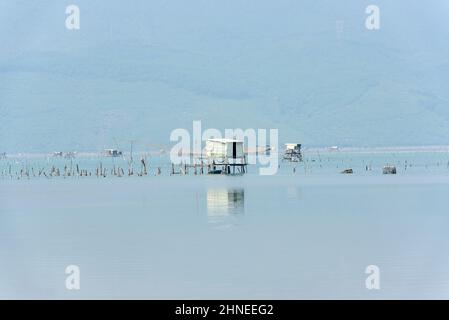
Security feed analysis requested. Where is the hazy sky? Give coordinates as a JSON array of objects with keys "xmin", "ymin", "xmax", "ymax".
[{"xmin": 1, "ymin": 1, "xmax": 449, "ymax": 152}]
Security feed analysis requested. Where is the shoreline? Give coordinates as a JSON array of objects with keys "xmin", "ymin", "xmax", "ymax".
[{"xmin": 2, "ymin": 145, "xmax": 449, "ymax": 159}]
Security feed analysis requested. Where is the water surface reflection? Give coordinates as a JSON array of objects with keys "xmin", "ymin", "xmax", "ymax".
[{"xmin": 206, "ymin": 188, "xmax": 245, "ymax": 223}]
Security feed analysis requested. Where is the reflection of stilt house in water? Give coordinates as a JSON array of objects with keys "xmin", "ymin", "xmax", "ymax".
[
  {"xmin": 207, "ymin": 189, "xmax": 245, "ymax": 216},
  {"xmin": 283, "ymin": 143, "xmax": 302, "ymax": 162},
  {"xmin": 205, "ymin": 139, "xmax": 247, "ymax": 175}
]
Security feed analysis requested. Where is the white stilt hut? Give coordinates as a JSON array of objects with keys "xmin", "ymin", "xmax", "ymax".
[{"xmin": 205, "ymin": 139, "xmax": 247, "ymax": 175}]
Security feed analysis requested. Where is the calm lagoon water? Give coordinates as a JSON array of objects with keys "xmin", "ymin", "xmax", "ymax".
[{"xmin": 1, "ymin": 150, "xmax": 449, "ymax": 299}]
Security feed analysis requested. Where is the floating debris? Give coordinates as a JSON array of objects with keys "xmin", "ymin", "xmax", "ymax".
[{"xmin": 383, "ymin": 165, "xmax": 397, "ymax": 174}]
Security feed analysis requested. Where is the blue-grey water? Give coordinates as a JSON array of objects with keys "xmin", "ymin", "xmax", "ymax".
[{"xmin": 1, "ymin": 150, "xmax": 449, "ymax": 299}]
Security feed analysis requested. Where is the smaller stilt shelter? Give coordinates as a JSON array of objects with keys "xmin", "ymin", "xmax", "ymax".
[{"xmin": 283, "ymin": 143, "xmax": 302, "ymax": 162}]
